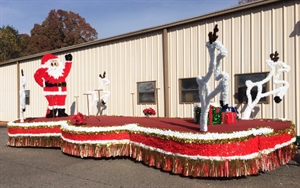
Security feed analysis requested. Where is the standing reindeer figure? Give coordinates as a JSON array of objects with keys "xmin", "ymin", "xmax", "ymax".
[
  {"xmin": 20, "ymin": 69, "xmax": 26, "ymax": 122},
  {"xmin": 196, "ymin": 25, "xmax": 229, "ymax": 132},
  {"xmin": 87, "ymin": 71, "xmax": 111, "ymax": 114},
  {"xmin": 98, "ymin": 71, "xmax": 110, "ymax": 105},
  {"xmin": 241, "ymin": 51, "xmax": 290, "ymax": 119}
]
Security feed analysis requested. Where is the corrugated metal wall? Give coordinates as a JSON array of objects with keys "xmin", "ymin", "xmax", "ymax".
[
  {"xmin": 0, "ymin": 0, "xmax": 299, "ymax": 135},
  {"xmin": 19, "ymin": 58, "xmax": 46, "ymax": 118},
  {"xmin": 0, "ymin": 64, "xmax": 18, "ymax": 119},
  {"xmin": 67, "ymin": 32, "xmax": 164, "ymax": 117}
]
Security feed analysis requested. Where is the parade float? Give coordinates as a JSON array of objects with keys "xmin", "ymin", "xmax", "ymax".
[{"xmin": 7, "ymin": 25, "xmax": 297, "ymax": 178}]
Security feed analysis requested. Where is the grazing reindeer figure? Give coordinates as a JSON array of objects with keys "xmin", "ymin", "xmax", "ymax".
[
  {"xmin": 241, "ymin": 51, "xmax": 290, "ymax": 119},
  {"xmin": 196, "ymin": 25, "xmax": 229, "ymax": 132}
]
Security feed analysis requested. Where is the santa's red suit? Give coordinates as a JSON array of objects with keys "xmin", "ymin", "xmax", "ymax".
[{"xmin": 34, "ymin": 53, "xmax": 72, "ymax": 118}]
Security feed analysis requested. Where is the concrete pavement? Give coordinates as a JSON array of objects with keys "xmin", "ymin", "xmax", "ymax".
[{"xmin": 1, "ymin": 124, "xmax": 299, "ymax": 188}]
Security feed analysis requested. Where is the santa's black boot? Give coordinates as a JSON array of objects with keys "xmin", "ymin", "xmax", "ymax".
[
  {"xmin": 58, "ymin": 109, "xmax": 68, "ymax": 117},
  {"xmin": 53, "ymin": 109, "xmax": 58, "ymax": 117},
  {"xmin": 46, "ymin": 110, "xmax": 56, "ymax": 118}
]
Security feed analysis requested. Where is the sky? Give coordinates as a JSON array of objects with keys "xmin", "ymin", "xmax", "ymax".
[{"xmin": 0, "ymin": 0, "xmax": 239, "ymax": 40}]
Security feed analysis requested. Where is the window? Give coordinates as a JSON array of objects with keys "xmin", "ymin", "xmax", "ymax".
[
  {"xmin": 137, "ymin": 81, "xmax": 156, "ymax": 104},
  {"xmin": 179, "ymin": 78, "xmax": 200, "ymax": 103},
  {"xmin": 234, "ymin": 72, "xmax": 270, "ymax": 104},
  {"xmin": 25, "ymin": 90, "xmax": 30, "ymax": 105}
]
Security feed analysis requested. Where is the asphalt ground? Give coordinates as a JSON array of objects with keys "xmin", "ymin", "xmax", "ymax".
[{"xmin": 0, "ymin": 124, "xmax": 299, "ymax": 188}]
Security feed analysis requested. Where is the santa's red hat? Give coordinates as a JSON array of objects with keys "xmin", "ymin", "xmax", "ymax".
[{"xmin": 41, "ymin": 54, "xmax": 58, "ymax": 65}]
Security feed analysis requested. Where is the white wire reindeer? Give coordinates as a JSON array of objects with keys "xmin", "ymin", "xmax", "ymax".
[
  {"xmin": 88, "ymin": 71, "xmax": 111, "ymax": 114},
  {"xmin": 196, "ymin": 25, "xmax": 229, "ymax": 132},
  {"xmin": 20, "ymin": 69, "xmax": 26, "ymax": 122},
  {"xmin": 241, "ymin": 51, "xmax": 290, "ymax": 119}
]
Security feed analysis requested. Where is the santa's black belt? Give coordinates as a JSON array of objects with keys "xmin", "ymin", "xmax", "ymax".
[{"xmin": 45, "ymin": 82, "xmax": 67, "ymax": 87}]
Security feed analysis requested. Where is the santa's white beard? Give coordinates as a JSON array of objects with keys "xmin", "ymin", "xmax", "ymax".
[{"xmin": 46, "ymin": 65, "xmax": 64, "ymax": 79}]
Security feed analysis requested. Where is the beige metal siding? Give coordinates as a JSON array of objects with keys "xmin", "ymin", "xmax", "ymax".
[
  {"xmin": 19, "ymin": 58, "xmax": 49, "ymax": 118},
  {"xmin": 63, "ymin": 32, "xmax": 164, "ymax": 117},
  {"xmin": 0, "ymin": 64, "xmax": 18, "ymax": 121}
]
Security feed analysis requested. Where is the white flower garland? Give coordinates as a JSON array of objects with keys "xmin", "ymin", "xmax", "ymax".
[
  {"xmin": 8, "ymin": 121, "xmax": 65, "ymax": 127},
  {"xmin": 61, "ymin": 121, "xmax": 273, "ymax": 141}
]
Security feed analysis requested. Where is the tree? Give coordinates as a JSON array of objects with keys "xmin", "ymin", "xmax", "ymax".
[
  {"xmin": 238, "ymin": 0, "xmax": 259, "ymax": 5},
  {"xmin": 0, "ymin": 25, "xmax": 22, "ymax": 62},
  {"xmin": 25, "ymin": 9, "xmax": 98, "ymax": 55},
  {"xmin": 19, "ymin": 34, "xmax": 31, "ymax": 57}
]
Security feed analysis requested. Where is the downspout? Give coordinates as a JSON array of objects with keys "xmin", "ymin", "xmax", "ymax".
[
  {"xmin": 17, "ymin": 61, "xmax": 20, "ymax": 119},
  {"xmin": 162, "ymin": 29, "xmax": 170, "ymax": 117}
]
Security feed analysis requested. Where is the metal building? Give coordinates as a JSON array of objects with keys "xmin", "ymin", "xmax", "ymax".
[{"xmin": 0, "ymin": 0, "xmax": 299, "ymax": 136}]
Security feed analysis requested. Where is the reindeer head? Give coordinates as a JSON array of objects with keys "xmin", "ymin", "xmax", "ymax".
[
  {"xmin": 208, "ymin": 25, "xmax": 219, "ymax": 44},
  {"xmin": 99, "ymin": 71, "xmax": 106, "ymax": 78},
  {"xmin": 270, "ymin": 51, "xmax": 279, "ymax": 62}
]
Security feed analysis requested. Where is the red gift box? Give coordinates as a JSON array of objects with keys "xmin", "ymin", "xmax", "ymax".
[{"xmin": 221, "ymin": 112, "xmax": 237, "ymax": 124}]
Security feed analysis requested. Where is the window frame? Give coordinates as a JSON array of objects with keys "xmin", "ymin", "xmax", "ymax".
[
  {"xmin": 179, "ymin": 77, "xmax": 200, "ymax": 104},
  {"xmin": 137, "ymin": 81, "xmax": 156, "ymax": 104},
  {"xmin": 234, "ymin": 72, "xmax": 270, "ymax": 104},
  {"xmin": 25, "ymin": 90, "xmax": 30, "ymax": 105}
]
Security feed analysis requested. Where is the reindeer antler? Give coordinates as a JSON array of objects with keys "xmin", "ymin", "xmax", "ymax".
[
  {"xmin": 208, "ymin": 25, "xmax": 219, "ymax": 44},
  {"xmin": 99, "ymin": 71, "xmax": 106, "ymax": 78},
  {"xmin": 270, "ymin": 51, "xmax": 279, "ymax": 62}
]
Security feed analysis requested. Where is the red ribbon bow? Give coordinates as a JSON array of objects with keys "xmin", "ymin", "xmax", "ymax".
[{"xmin": 71, "ymin": 112, "xmax": 87, "ymax": 125}]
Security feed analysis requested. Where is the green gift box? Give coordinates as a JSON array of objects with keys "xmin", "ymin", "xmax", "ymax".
[
  {"xmin": 296, "ymin": 136, "xmax": 300, "ymax": 148},
  {"xmin": 194, "ymin": 105, "xmax": 222, "ymax": 125}
]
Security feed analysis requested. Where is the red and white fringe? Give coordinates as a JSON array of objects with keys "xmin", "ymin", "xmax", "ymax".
[
  {"xmin": 7, "ymin": 136, "xmax": 61, "ymax": 148},
  {"xmin": 60, "ymin": 140, "xmax": 297, "ymax": 177}
]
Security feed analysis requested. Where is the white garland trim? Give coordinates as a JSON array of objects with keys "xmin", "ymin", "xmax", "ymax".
[
  {"xmin": 61, "ymin": 136, "xmax": 130, "ymax": 144},
  {"xmin": 130, "ymin": 141, "xmax": 260, "ymax": 161},
  {"xmin": 260, "ymin": 137, "xmax": 296, "ymax": 155},
  {"xmin": 8, "ymin": 121, "xmax": 66, "ymax": 127},
  {"xmin": 61, "ymin": 122, "xmax": 274, "ymax": 141},
  {"xmin": 8, "ymin": 133, "xmax": 61, "ymax": 137}
]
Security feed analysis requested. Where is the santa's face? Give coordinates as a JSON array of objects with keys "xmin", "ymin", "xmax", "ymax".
[{"xmin": 46, "ymin": 59, "xmax": 65, "ymax": 79}]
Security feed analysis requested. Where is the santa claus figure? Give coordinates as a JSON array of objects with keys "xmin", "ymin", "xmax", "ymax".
[{"xmin": 34, "ymin": 53, "xmax": 72, "ymax": 118}]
